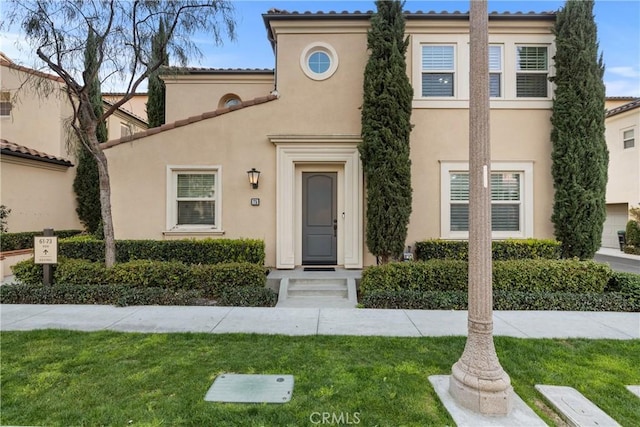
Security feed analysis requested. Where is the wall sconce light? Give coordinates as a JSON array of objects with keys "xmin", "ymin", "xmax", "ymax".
[{"xmin": 247, "ymin": 168, "xmax": 261, "ymax": 189}]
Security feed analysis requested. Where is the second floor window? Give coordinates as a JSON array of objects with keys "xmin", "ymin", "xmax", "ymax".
[
  {"xmin": 0, "ymin": 91, "xmax": 12, "ymax": 117},
  {"xmin": 422, "ymin": 45, "xmax": 455, "ymax": 97},
  {"xmin": 516, "ymin": 46, "xmax": 548, "ymax": 98},
  {"xmin": 489, "ymin": 45, "xmax": 503, "ymax": 98},
  {"xmin": 623, "ymin": 129, "xmax": 635, "ymax": 149}
]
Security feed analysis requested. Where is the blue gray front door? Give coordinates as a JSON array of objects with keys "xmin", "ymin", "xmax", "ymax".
[{"xmin": 302, "ymin": 172, "xmax": 337, "ymax": 265}]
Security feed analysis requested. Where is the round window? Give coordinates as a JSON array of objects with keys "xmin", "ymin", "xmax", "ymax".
[
  {"xmin": 308, "ymin": 51, "xmax": 331, "ymax": 74},
  {"xmin": 300, "ymin": 43, "xmax": 339, "ymax": 81}
]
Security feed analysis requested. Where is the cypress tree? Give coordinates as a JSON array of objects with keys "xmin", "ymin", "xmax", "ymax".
[
  {"xmin": 146, "ymin": 19, "xmax": 168, "ymax": 127},
  {"xmin": 73, "ymin": 30, "xmax": 106, "ymax": 235},
  {"xmin": 359, "ymin": 0, "xmax": 413, "ymax": 264},
  {"xmin": 550, "ymin": 0, "xmax": 608, "ymax": 259}
]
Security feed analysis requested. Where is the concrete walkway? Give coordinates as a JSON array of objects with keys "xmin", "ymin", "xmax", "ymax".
[{"xmin": 1, "ymin": 304, "xmax": 638, "ymax": 338}]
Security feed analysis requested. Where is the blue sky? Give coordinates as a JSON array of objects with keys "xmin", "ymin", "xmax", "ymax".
[
  {"xmin": 203, "ymin": 0, "xmax": 640, "ymax": 97},
  {"xmin": 1, "ymin": 1, "xmax": 638, "ymax": 97}
]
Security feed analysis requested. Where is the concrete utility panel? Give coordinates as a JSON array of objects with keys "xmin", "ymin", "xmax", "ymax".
[
  {"xmin": 535, "ymin": 385, "xmax": 621, "ymax": 427},
  {"xmin": 204, "ymin": 374, "xmax": 294, "ymax": 403}
]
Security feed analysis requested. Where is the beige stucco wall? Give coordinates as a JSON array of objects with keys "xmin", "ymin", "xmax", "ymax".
[
  {"xmin": 0, "ymin": 157, "xmax": 81, "ymax": 232},
  {"xmin": 163, "ymin": 74, "xmax": 274, "ymax": 122},
  {"xmin": 106, "ymin": 15, "xmax": 556, "ymax": 268},
  {"xmin": 103, "ymin": 94, "xmax": 148, "ymax": 121},
  {"xmin": 605, "ymin": 108, "xmax": 640, "ymax": 207},
  {"xmin": 1, "ymin": 64, "xmax": 71, "ymax": 158},
  {"xmin": 1, "ymin": 63, "xmax": 82, "ymax": 233},
  {"xmin": 106, "ymin": 110, "xmax": 147, "ymax": 140}
]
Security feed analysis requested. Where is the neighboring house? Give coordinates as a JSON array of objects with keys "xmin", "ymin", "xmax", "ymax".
[
  {"xmin": 103, "ymin": 9, "xmax": 558, "ymax": 269},
  {"xmin": 602, "ymin": 97, "xmax": 640, "ymax": 249},
  {"xmin": 0, "ymin": 53, "xmax": 82, "ymax": 233},
  {"xmin": 103, "ymin": 92, "xmax": 148, "ymax": 137}
]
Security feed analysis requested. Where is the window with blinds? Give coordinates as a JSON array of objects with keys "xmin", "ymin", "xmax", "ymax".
[
  {"xmin": 0, "ymin": 91, "xmax": 12, "ymax": 117},
  {"xmin": 516, "ymin": 46, "xmax": 548, "ymax": 98},
  {"xmin": 489, "ymin": 45, "xmax": 503, "ymax": 98},
  {"xmin": 421, "ymin": 45, "xmax": 455, "ymax": 97},
  {"xmin": 176, "ymin": 173, "xmax": 216, "ymax": 226},
  {"xmin": 450, "ymin": 172, "xmax": 522, "ymax": 232},
  {"xmin": 623, "ymin": 129, "xmax": 635, "ymax": 149}
]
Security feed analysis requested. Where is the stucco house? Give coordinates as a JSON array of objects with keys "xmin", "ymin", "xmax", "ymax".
[
  {"xmin": 0, "ymin": 53, "xmax": 82, "ymax": 233},
  {"xmin": 602, "ymin": 97, "xmax": 640, "ymax": 248},
  {"xmin": 103, "ymin": 9, "xmax": 559, "ymax": 269}
]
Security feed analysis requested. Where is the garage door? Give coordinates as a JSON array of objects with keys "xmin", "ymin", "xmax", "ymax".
[{"xmin": 602, "ymin": 204, "xmax": 629, "ymax": 249}]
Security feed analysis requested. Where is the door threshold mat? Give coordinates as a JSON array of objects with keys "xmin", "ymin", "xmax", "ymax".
[
  {"xmin": 303, "ymin": 267, "xmax": 335, "ymax": 272},
  {"xmin": 204, "ymin": 374, "xmax": 294, "ymax": 403}
]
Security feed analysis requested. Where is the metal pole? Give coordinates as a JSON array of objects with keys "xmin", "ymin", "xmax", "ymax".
[
  {"xmin": 448, "ymin": 0, "xmax": 513, "ymax": 415},
  {"xmin": 43, "ymin": 228, "xmax": 54, "ymax": 286}
]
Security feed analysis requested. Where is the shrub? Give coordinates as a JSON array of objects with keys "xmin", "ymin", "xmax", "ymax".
[
  {"xmin": 58, "ymin": 237, "xmax": 265, "ymax": 265},
  {"xmin": 0, "ymin": 205, "xmax": 10, "ymax": 233},
  {"xmin": 414, "ymin": 239, "xmax": 561, "ymax": 261},
  {"xmin": 606, "ymin": 271, "xmax": 640, "ymax": 304},
  {"xmin": 0, "ymin": 283, "xmax": 201, "ymax": 306},
  {"xmin": 0, "ymin": 230, "xmax": 82, "ymax": 252},
  {"xmin": 360, "ymin": 259, "xmax": 612, "ymax": 296},
  {"xmin": 12, "ymin": 258, "xmax": 47, "ymax": 285},
  {"xmin": 361, "ymin": 289, "xmax": 639, "ymax": 312},
  {"xmin": 626, "ymin": 220, "xmax": 640, "ymax": 246},
  {"xmin": 493, "ymin": 259, "xmax": 611, "ymax": 293},
  {"xmin": 54, "ymin": 258, "xmax": 109, "ymax": 285},
  {"xmin": 191, "ymin": 263, "xmax": 266, "ymax": 298},
  {"xmin": 109, "ymin": 260, "xmax": 195, "ymax": 289},
  {"xmin": 217, "ymin": 287, "xmax": 277, "ymax": 307}
]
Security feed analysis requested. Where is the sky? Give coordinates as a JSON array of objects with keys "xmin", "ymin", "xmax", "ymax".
[{"xmin": 1, "ymin": 0, "xmax": 639, "ymax": 97}]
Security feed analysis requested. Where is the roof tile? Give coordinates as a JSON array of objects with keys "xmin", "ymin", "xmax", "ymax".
[{"xmin": 101, "ymin": 93, "xmax": 279, "ymax": 149}]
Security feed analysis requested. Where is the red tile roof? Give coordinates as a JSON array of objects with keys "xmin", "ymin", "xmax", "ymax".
[
  {"xmin": 606, "ymin": 99, "xmax": 640, "ymax": 118},
  {"xmin": 0, "ymin": 54, "xmax": 64, "ymax": 83},
  {"xmin": 0, "ymin": 139, "xmax": 73, "ymax": 166},
  {"xmin": 101, "ymin": 93, "xmax": 279, "ymax": 149}
]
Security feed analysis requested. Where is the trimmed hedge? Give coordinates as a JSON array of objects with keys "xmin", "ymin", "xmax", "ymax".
[
  {"xmin": 58, "ymin": 236, "xmax": 265, "ymax": 265},
  {"xmin": 360, "ymin": 259, "xmax": 612, "ymax": 296},
  {"xmin": 0, "ymin": 230, "xmax": 82, "ymax": 252},
  {"xmin": 218, "ymin": 287, "xmax": 278, "ymax": 307},
  {"xmin": 361, "ymin": 290, "xmax": 639, "ymax": 312},
  {"xmin": 414, "ymin": 239, "xmax": 561, "ymax": 261},
  {"xmin": 12, "ymin": 258, "xmax": 266, "ymax": 298},
  {"xmin": 0, "ymin": 284, "xmax": 201, "ymax": 307}
]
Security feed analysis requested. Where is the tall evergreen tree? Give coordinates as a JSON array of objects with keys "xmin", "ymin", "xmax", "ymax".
[
  {"xmin": 550, "ymin": 0, "xmax": 608, "ymax": 259},
  {"xmin": 146, "ymin": 19, "xmax": 169, "ymax": 127},
  {"xmin": 73, "ymin": 29, "xmax": 107, "ymax": 235},
  {"xmin": 359, "ymin": 0, "xmax": 413, "ymax": 264}
]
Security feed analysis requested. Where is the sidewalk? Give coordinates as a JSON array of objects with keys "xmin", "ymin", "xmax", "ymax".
[{"xmin": 1, "ymin": 304, "xmax": 638, "ymax": 339}]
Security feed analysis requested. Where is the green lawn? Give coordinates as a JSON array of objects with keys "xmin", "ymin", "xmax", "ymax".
[{"xmin": 1, "ymin": 331, "xmax": 638, "ymax": 426}]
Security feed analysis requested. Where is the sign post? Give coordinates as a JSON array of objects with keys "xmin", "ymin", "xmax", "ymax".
[{"xmin": 34, "ymin": 228, "xmax": 58, "ymax": 285}]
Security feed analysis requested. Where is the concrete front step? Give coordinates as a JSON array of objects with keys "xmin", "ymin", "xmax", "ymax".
[
  {"xmin": 276, "ymin": 277, "xmax": 358, "ymax": 308},
  {"xmin": 288, "ymin": 279, "xmax": 348, "ymax": 298},
  {"xmin": 277, "ymin": 296, "xmax": 357, "ymax": 308}
]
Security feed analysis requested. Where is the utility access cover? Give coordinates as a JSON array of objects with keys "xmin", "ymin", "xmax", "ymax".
[{"xmin": 204, "ymin": 374, "xmax": 294, "ymax": 403}]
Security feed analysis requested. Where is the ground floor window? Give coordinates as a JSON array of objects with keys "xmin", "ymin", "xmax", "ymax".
[
  {"xmin": 166, "ymin": 165, "xmax": 221, "ymax": 231},
  {"xmin": 441, "ymin": 161, "xmax": 533, "ymax": 239}
]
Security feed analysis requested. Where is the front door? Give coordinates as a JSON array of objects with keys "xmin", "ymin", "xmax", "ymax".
[{"xmin": 302, "ymin": 172, "xmax": 337, "ymax": 265}]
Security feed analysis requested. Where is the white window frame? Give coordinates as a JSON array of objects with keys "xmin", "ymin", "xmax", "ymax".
[
  {"xmin": 489, "ymin": 44, "xmax": 504, "ymax": 98},
  {"xmin": 440, "ymin": 161, "xmax": 534, "ymax": 239},
  {"xmin": 300, "ymin": 42, "xmax": 339, "ymax": 81},
  {"xmin": 120, "ymin": 122, "xmax": 132, "ymax": 137},
  {"xmin": 166, "ymin": 165, "xmax": 222, "ymax": 232},
  {"xmin": 623, "ymin": 127, "xmax": 635, "ymax": 149},
  {"xmin": 515, "ymin": 44, "xmax": 549, "ymax": 99},
  {"xmin": 420, "ymin": 44, "xmax": 457, "ymax": 98}
]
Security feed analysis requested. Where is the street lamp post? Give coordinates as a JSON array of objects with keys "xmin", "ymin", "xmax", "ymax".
[{"xmin": 448, "ymin": 0, "xmax": 513, "ymax": 415}]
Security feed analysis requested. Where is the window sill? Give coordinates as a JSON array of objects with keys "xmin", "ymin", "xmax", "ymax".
[{"xmin": 163, "ymin": 229, "xmax": 225, "ymax": 237}]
